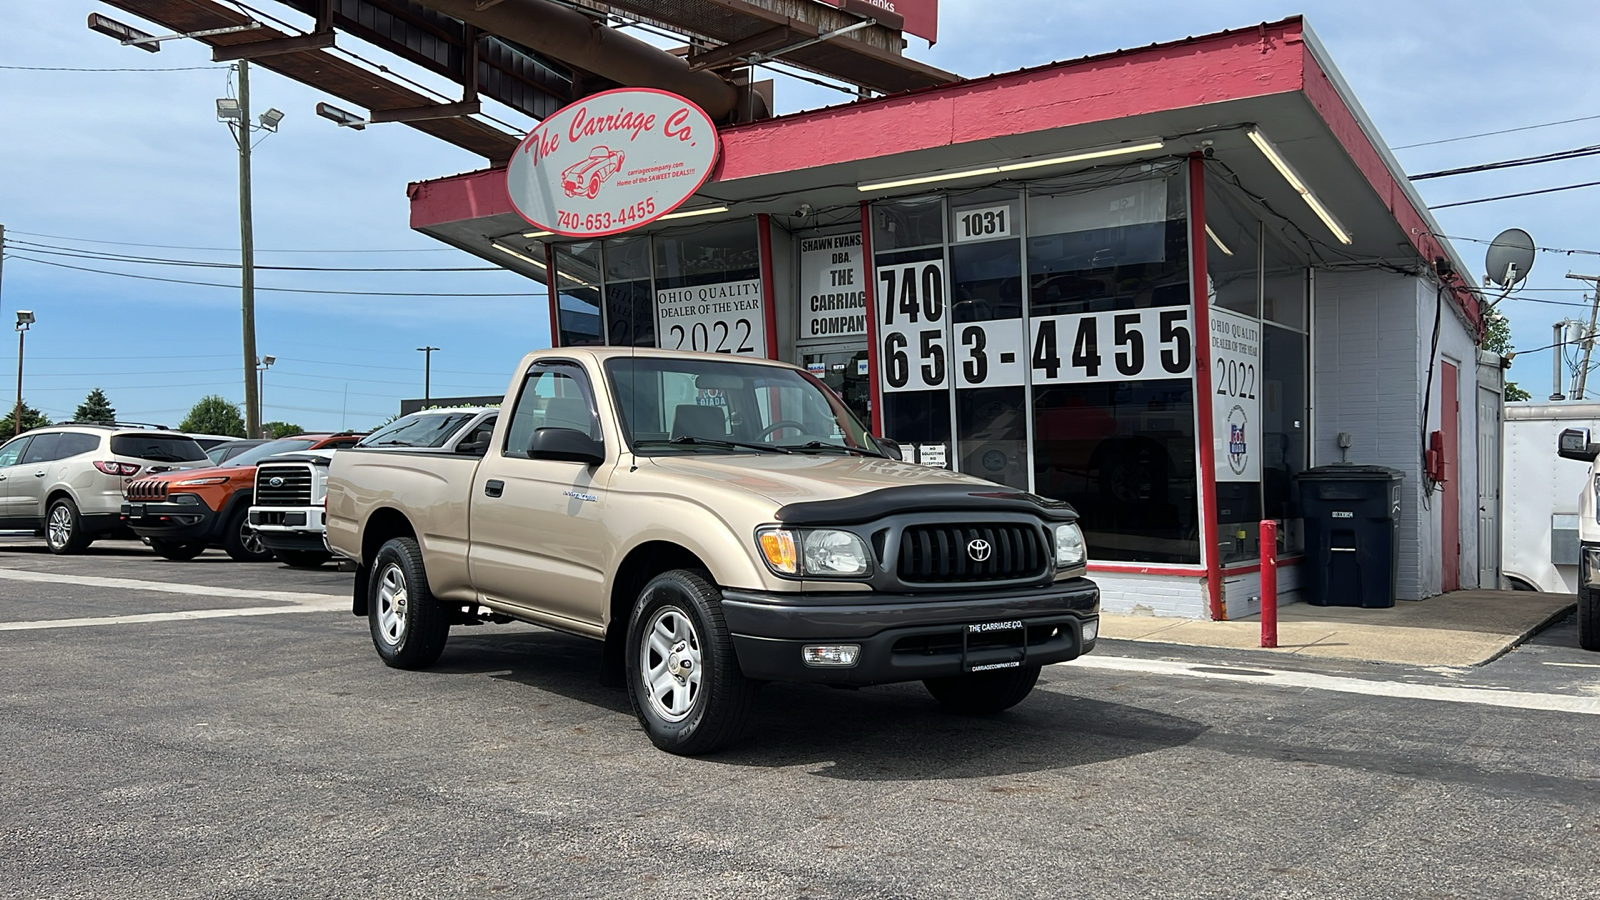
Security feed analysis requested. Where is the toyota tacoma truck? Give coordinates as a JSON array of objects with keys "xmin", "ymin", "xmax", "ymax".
[
  {"xmin": 1557, "ymin": 427, "xmax": 1600, "ymax": 650},
  {"xmin": 250, "ymin": 409, "xmax": 498, "ymax": 569},
  {"xmin": 326, "ymin": 348, "xmax": 1099, "ymax": 754}
]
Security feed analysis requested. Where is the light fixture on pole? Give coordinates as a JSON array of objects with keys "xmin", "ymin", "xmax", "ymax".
[
  {"xmin": 13, "ymin": 310, "xmax": 34, "ymax": 437},
  {"xmin": 257, "ymin": 355, "xmax": 275, "ymax": 429},
  {"xmin": 417, "ymin": 346, "xmax": 439, "ymax": 406}
]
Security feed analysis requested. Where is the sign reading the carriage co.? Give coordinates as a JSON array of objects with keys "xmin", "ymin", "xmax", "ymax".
[{"xmin": 505, "ymin": 88, "xmax": 719, "ymax": 239}]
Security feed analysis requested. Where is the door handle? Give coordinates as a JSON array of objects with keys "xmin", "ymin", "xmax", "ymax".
[
  {"xmin": 0, "ymin": 474, "xmax": 7, "ymax": 481},
  {"xmin": 484, "ymin": 479, "xmax": 504, "ymax": 498},
  {"xmin": 32, "ymin": 471, "xmax": 45, "ymax": 478}
]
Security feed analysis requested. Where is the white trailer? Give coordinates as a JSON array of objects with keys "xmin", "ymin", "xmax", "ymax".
[{"xmin": 1502, "ymin": 401, "xmax": 1600, "ymax": 593}]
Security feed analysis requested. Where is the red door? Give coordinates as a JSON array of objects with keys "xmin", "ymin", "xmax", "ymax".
[{"xmin": 1441, "ymin": 361, "xmax": 1460, "ymax": 592}]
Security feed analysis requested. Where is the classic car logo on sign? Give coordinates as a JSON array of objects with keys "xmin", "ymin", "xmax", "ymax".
[
  {"xmin": 506, "ymin": 88, "xmax": 720, "ymax": 239},
  {"xmin": 967, "ymin": 539, "xmax": 992, "ymax": 562}
]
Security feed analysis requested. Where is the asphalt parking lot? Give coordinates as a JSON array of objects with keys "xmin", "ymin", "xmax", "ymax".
[{"xmin": 3, "ymin": 539, "xmax": 1597, "ymax": 900}]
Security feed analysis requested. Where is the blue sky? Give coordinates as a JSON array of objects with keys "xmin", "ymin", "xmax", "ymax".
[{"xmin": 1, "ymin": 1, "xmax": 1596, "ymax": 429}]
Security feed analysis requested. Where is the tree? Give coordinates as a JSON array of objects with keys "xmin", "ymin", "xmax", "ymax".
[
  {"xmin": 261, "ymin": 421, "xmax": 304, "ymax": 439},
  {"xmin": 1482, "ymin": 310, "xmax": 1531, "ymax": 402},
  {"xmin": 0, "ymin": 401, "xmax": 52, "ymax": 435},
  {"xmin": 73, "ymin": 388, "xmax": 116, "ymax": 423},
  {"xmin": 179, "ymin": 395, "xmax": 246, "ymax": 437}
]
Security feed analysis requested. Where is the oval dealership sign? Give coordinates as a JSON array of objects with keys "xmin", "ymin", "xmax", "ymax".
[{"xmin": 506, "ymin": 88, "xmax": 720, "ymax": 239}]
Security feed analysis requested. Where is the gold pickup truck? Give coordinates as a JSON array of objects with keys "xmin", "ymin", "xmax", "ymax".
[{"xmin": 326, "ymin": 347, "xmax": 1099, "ymax": 754}]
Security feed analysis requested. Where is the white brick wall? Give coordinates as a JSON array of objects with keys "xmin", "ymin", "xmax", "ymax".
[
  {"xmin": 1094, "ymin": 571, "xmax": 1209, "ymax": 618},
  {"xmin": 1312, "ymin": 269, "xmax": 1481, "ymax": 599},
  {"xmin": 1223, "ymin": 562, "xmax": 1305, "ymax": 618}
]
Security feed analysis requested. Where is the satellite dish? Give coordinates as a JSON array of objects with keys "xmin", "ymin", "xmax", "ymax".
[{"xmin": 1485, "ymin": 228, "xmax": 1535, "ymax": 287}]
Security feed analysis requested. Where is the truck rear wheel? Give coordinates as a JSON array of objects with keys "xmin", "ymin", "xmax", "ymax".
[
  {"xmin": 368, "ymin": 537, "xmax": 451, "ymax": 669},
  {"xmin": 625, "ymin": 569, "xmax": 753, "ymax": 755},
  {"xmin": 924, "ymin": 664, "xmax": 1042, "ymax": 714},
  {"xmin": 1580, "ymin": 586, "xmax": 1599, "ymax": 652}
]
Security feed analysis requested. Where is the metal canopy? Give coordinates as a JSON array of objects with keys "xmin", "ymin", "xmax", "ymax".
[{"xmin": 102, "ymin": 0, "xmax": 524, "ymax": 161}]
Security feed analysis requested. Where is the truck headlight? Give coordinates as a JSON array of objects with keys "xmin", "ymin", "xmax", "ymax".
[
  {"xmin": 756, "ymin": 527, "xmax": 870, "ymax": 578},
  {"xmin": 1054, "ymin": 522, "xmax": 1086, "ymax": 568}
]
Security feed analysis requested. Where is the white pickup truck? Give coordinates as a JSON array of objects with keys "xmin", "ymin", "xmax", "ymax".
[
  {"xmin": 249, "ymin": 408, "xmax": 498, "ymax": 568},
  {"xmin": 325, "ymin": 348, "xmax": 1099, "ymax": 755}
]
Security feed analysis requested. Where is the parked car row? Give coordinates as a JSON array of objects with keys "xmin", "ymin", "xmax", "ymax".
[{"xmin": 0, "ymin": 408, "xmax": 499, "ymax": 565}]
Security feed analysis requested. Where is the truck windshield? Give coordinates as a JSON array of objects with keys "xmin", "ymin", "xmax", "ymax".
[
  {"xmin": 607, "ymin": 357, "xmax": 881, "ymax": 456},
  {"xmin": 358, "ymin": 411, "xmax": 478, "ymax": 449}
]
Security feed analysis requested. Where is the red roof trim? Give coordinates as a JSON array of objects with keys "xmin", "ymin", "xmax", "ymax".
[{"xmin": 1298, "ymin": 51, "xmax": 1482, "ymax": 331}]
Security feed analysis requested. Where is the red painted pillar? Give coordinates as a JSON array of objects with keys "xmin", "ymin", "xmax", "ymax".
[
  {"xmin": 1188, "ymin": 154, "xmax": 1224, "ymax": 620},
  {"xmin": 1260, "ymin": 519, "xmax": 1278, "ymax": 648},
  {"xmin": 757, "ymin": 213, "xmax": 780, "ymax": 360},
  {"xmin": 860, "ymin": 201, "xmax": 884, "ymax": 436}
]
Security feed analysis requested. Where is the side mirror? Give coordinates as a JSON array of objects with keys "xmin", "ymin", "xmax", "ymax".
[
  {"xmin": 529, "ymin": 427, "xmax": 605, "ymax": 466},
  {"xmin": 875, "ymin": 436, "xmax": 903, "ymax": 461},
  {"xmin": 1558, "ymin": 427, "xmax": 1600, "ymax": 463}
]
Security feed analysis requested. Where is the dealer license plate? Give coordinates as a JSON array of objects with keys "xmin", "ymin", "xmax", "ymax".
[
  {"xmin": 964, "ymin": 619, "xmax": 1027, "ymax": 672},
  {"xmin": 127, "ymin": 504, "xmax": 145, "ymax": 518}
]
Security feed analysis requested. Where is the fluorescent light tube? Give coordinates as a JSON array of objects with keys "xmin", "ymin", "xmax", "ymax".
[
  {"xmin": 522, "ymin": 230, "xmax": 553, "ymax": 239},
  {"xmin": 491, "ymin": 242, "xmax": 545, "ymax": 268},
  {"xmin": 1205, "ymin": 224, "xmax": 1234, "ymax": 256},
  {"xmin": 996, "ymin": 140, "xmax": 1166, "ymax": 173},
  {"xmin": 1246, "ymin": 127, "xmax": 1352, "ymax": 245},
  {"xmin": 659, "ymin": 205, "xmax": 729, "ymax": 221},
  {"xmin": 858, "ymin": 166, "xmax": 1002, "ymax": 192}
]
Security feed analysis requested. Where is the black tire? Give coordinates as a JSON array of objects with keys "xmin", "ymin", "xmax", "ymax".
[
  {"xmin": 149, "ymin": 538, "xmax": 206, "ymax": 561},
  {"xmin": 221, "ymin": 503, "xmax": 274, "ymax": 562},
  {"xmin": 45, "ymin": 497, "xmax": 92, "ymax": 555},
  {"xmin": 625, "ymin": 569, "xmax": 753, "ymax": 755},
  {"xmin": 923, "ymin": 664, "xmax": 1042, "ymax": 715},
  {"xmin": 367, "ymin": 537, "xmax": 451, "ymax": 670},
  {"xmin": 1580, "ymin": 586, "xmax": 1599, "ymax": 652},
  {"xmin": 277, "ymin": 549, "xmax": 332, "ymax": 569}
]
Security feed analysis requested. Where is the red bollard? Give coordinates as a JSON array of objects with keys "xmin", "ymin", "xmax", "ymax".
[{"xmin": 1260, "ymin": 519, "xmax": 1278, "ymax": 648}]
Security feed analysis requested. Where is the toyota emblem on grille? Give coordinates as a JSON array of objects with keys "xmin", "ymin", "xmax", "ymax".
[
  {"xmin": 967, "ymin": 539, "xmax": 992, "ymax": 562},
  {"xmin": 268, "ymin": 477, "xmax": 284, "ymax": 487}
]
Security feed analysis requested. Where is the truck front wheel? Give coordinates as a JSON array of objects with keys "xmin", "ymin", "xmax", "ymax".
[
  {"xmin": 924, "ymin": 664, "xmax": 1042, "ymax": 714},
  {"xmin": 368, "ymin": 537, "xmax": 451, "ymax": 669},
  {"xmin": 625, "ymin": 569, "xmax": 753, "ymax": 755}
]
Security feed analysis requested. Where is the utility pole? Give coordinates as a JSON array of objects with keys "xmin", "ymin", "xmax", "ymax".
[
  {"xmin": 417, "ymin": 346, "xmax": 439, "ymax": 406},
  {"xmin": 1570, "ymin": 273, "xmax": 1600, "ymax": 400},
  {"xmin": 0, "ymin": 224, "xmax": 7, "ymax": 324},
  {"xmin": 236, "ymin": 60, "xmax": 261, "ymax": 439}
]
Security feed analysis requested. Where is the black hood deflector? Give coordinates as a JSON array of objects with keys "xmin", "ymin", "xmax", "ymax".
[{"xmin": 775, "ymin": 484, "xmax": 1079, "ymax": 526}]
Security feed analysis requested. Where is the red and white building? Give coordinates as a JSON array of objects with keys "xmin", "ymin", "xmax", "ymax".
[{"xmin": 407, "ymin": 16, "xmax": 1503, "ymax": 618}]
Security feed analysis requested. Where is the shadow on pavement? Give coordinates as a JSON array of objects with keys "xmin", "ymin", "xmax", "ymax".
[{"xmin": 425, "ymin": 628, "xmax": 1208, "ymax": 779}]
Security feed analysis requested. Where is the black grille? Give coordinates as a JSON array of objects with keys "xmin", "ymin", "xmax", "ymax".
[
  {"xmin": 255, "ymin": 464, "xmax": 314, "ymax": 507},
  {"xmin": 897, "ymin": 523, "xmax": 1049, "ymax": 584}
]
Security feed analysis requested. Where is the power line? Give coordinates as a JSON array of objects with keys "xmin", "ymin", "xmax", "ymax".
[
  {"xmin": 1410, "ymin": 143, "xmax": 1600, "ymax": 181},
  {"xmin": 11, "ymin": 241, "xmax": 503, "ymax": 273},
  {"xmin": 1392, "ymin": 113, "xmax": 1600, "ymax": 150},
  {"xmin": 1435, "ymin": 233, "xmax": 1600, "ymax": 259},
  {"xmin": 8, "ymin": 255, "xmax": 541, "ymax": 297},
  {"xmin": 0, "ymin": 64, "xmax": 220, "ymax": 72},
  {"xmin": 1429, "ymin": 180, "xmax": 1600, "ymax": 210},
  {"xmin": 7, "ymin": 229, "xmax": 454, "ymax": 254}
]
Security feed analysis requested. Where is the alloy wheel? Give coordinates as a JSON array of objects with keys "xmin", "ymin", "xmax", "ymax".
[{"xmin": 47, "ymin": 505, "xmax": 71, "ymax": 550}]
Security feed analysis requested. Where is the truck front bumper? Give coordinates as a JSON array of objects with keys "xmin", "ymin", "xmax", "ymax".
[
  {"xmin": 721, "ymin": 577, "xmax": 1099, "ymax": 685},
  {"xmin": 248, "ymin": 507, "xmax": 327, "ymax": 553}
]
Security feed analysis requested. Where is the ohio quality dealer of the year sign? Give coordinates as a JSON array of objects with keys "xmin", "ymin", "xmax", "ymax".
[{"xmin": 505, "ymin": 88, "xmax": 720, "ymax": 238}]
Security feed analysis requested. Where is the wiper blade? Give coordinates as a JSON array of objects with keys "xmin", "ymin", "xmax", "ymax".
[
  {"xmin": 778, "ymin": 441, "xmax": 883, "ymax": 457},
  {"xmin": 637, "ymin": 437, "xmax": 790, "ymax": 454},
  {"xmin": 370, "ymin": 440, "xmax": 417, "ymax": 446}
]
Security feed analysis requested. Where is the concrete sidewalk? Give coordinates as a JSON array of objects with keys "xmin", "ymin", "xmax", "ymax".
[{"xmin": 1099, "ymin": 590, "xmax": 1577, "ymax": 667}]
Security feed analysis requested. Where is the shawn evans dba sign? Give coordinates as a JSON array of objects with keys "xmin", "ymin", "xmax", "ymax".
[
  {"xmin": 799, "ymin": 232, "xmax": 866, "ymax": 342},
  {"xmin": 506, "ymin": 89, "xmax": 719, "ymax": 238}
]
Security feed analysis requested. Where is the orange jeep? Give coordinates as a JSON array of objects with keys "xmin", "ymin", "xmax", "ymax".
[{"xmin": 122, "ymin": 433, "xmax": 364, "ymax": 561}]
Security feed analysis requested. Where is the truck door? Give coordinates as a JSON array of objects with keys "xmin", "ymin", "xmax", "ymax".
[{"xmin": 469, "ymin": 360, "xmax": 613, "ymax": 629}]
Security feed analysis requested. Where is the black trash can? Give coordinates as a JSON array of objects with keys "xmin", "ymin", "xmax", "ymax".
[{"xmin": 1297, "ymin": 465, "xmax": 1404, "ymax": 608}]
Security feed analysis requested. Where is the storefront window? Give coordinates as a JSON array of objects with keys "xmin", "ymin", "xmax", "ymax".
[
  {"xmin": 873, "ymin": 197, "xmax": 952, "ymax": 460},
  {"xmin": 554, "ymin": 243, "xmax": 603, "ymax": 346},
  {"xmin": 653, "ymin": 220, "xmax": 765, "ymax": 357},
  {"xmin": 604, "ymin": 236, "xmax": 654, "ymax": 347},
  {"xmin": 1262, "ymin": 251, "xmax": 1308, "ymax": 555},
  {"xmin": 1027, "ymin": 169, "xmax": 1199, "ymax": 563},
  {"xmin": 950, "ymin": 190, "xmax": 1027, "ymax": 489}
]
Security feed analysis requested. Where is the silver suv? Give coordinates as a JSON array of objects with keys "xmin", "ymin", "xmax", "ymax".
[{"xmin": 0, "ymin": 424, "xmax": 209, "ymax": 553}]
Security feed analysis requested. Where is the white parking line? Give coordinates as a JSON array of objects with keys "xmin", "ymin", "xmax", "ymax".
[
  {"xmin": 0, "ymin": 566, "xmax": 347, "ymax": 631},
  {"xmin": 0, "ymin": 566, "xmax": 342, "ymax": 604},
  {"xmin": 1065, "ymin": 655, "xmax": 1600, "ymax": 716}
]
